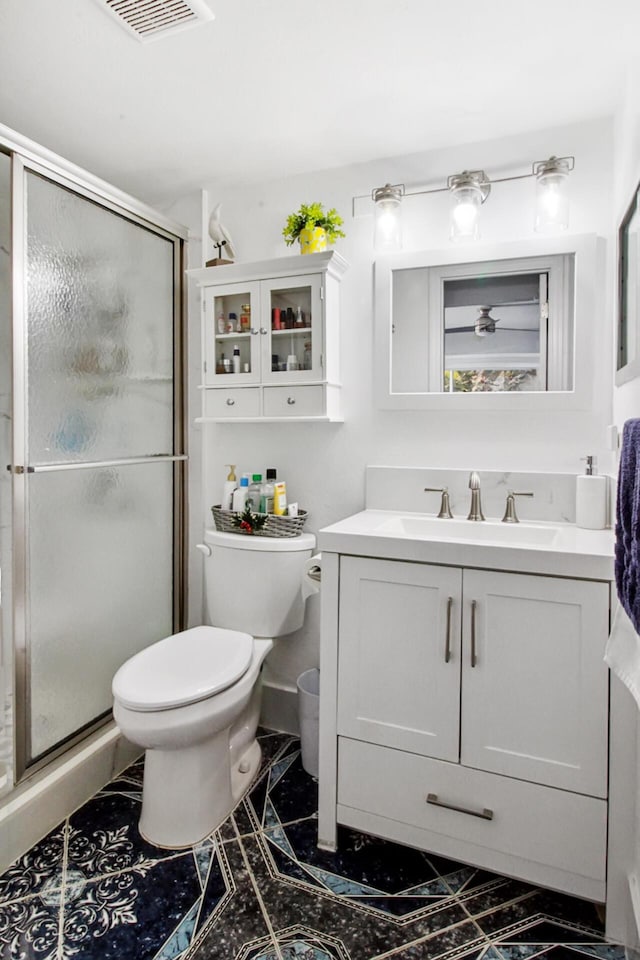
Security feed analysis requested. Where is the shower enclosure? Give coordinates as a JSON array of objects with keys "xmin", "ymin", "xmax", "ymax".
[{"xmin": 0, "ymin": 127, "xmax": 187, "ymax": 786}]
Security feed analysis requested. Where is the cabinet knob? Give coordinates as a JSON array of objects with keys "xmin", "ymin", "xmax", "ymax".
[
  {"xmin": 250, "ymin": 328, "xmax": 259, "ymax": 335},
  {"xmin": 226, "ymin": 398, "xmax": 235, "ymax": 406},
  {"xmin": 287, "ymin": 397, "xmax": 296, "ymax": 405},
  {"xmin": 260, "ymin": 327, "xmax": 268, "ymax": 335}
]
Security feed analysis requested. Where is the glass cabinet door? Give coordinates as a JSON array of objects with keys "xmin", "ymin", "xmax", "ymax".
[
  {"xmin": 203, "ymin": 281, "xmax": 261, "ymax": 384},
  {"xmin": 260, "ymin": 275, "xmax": 323, "ymax": 383}
]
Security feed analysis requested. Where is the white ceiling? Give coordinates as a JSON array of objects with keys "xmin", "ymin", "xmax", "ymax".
[{"xmin": 1, "ymin": 0, "xmax": 638, "ymax": 207}]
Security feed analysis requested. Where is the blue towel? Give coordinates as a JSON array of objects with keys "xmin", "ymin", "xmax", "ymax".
[{"xmin": 615, "ymin": 419, "xmax": 640, "ymax": 634}]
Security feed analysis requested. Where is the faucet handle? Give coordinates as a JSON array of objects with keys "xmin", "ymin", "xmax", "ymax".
[
  {"xmin": 502, "ymin": 491, "xmax": 534, "ymax": 524},
  {"xmin": 424, "ymin": 487, "xmax": 454, "ymax": 519}
]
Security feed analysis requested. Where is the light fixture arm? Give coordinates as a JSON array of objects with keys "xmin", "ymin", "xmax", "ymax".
[{"xmin": 356, "ymin": 155, "xmax": 575, "ymax": 212}]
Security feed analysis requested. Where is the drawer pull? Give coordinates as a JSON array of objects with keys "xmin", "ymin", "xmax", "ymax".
[
  {"xmin": 287, "ymin": 397, "xmax": 296, "ymax": 405},
  {"xmin": 426, "ymin": 792, "xmax": 493, "ymax": 821},
  {"xmin": 445, "ymin": 596, "xmax": 453, "ymax": 663},
  {"xmin": 225, "ymin": 398, "xmax": 235, "ymax": 406},
  {"xmin": 470, "ymin": 599, "xmax": 477, "ymax": 667}
]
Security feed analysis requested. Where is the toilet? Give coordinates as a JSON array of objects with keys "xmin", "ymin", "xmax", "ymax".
[{"xmin": 112, "ymin": 527, "xmax": 316, "ymax": 848}]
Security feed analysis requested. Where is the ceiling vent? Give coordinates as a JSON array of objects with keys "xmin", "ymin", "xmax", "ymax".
[{"xmin": 99, "ymin": 0, "xmax": 214, "ymax": 43}]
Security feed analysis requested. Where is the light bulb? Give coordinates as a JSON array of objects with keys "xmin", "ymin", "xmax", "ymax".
[
  {"xmin": 373, "ymin": 183, "xmax": 403, "ymax": 251},
  {"xmin": 448, "ymin": 172, "xmax": 489, "ymax": 242},
  {"xmin": 451, "ymin": 189, "xmax": 481, "ymax": 241}
]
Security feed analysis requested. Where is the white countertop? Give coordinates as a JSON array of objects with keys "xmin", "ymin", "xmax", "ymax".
[{"xmin": 318, "ymin": 509, "xmax": 615, "ymax": 581}]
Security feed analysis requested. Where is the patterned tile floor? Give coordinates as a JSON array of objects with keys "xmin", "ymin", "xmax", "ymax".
[{"xmin": 0, "ymin": 730, "xmax": 626, "ymax": 960}]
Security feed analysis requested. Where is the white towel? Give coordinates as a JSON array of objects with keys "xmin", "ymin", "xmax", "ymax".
[{"xmin": 605, "ymin": 602, "xmax": 640, "ymax": 709}]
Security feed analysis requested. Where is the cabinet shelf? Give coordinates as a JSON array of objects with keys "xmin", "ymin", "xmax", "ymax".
[{"xmin": 272, "ymin": 327, "xmax": 312, "ymax": 336}]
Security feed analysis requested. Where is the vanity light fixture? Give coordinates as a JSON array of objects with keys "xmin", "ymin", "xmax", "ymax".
[
  {"xmin": 372, "ymin": 183, "xmax": 404, "ymax": 252},
  {"xmin": 365, "ymin": 155, "xmax": 574, "ymax": 250}
]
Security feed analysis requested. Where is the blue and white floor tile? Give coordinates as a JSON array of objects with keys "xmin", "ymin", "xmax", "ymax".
[{"xmin": 0, "ymin": 730, "xmax": 625, "ymax": 960}]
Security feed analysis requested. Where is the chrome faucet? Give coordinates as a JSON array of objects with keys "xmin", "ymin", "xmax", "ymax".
[{"xmin": 467, "ymin": 472, "xmax": 485, "ymax": 521}]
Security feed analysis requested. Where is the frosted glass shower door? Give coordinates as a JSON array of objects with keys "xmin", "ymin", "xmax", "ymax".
[{"xmin": 14, "ymin": 167, "xmax": 185, "ymax": 771}]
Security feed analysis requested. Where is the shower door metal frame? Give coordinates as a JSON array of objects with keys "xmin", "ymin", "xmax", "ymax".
[{"xmin": 6, "ymin": 140, "xmax": 188, "ymax": 782}]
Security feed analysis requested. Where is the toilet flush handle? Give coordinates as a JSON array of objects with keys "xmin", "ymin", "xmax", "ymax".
[{"xmin": 195, "ymin": 543, "xmax": 212, "ymax": 557}]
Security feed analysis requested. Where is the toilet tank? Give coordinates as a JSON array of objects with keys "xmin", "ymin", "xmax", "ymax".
[{"xmin": 203, "ymin": 529, "xmax": 316, "ymax": 638}]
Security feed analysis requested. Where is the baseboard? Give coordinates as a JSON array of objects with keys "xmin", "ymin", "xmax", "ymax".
[
  {"xmin": 0, "ymin": 721, "xmax": 140, "ymax": 873},
  {"xmin": 261, "ymin": 679, "xmax": 299, "ymax": 736}
]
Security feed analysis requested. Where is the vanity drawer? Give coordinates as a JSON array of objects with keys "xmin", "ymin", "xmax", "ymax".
[
  {"xmin": 263, "ymin": 385, "xmax": 324, "ymax": 418},
  {"xmin": 204, "ymin": 387, "xmax": 260, "ymax": 419},
  {"xmin": 337, "ymin": 737, "xmax": 607, "ymax": 886}
]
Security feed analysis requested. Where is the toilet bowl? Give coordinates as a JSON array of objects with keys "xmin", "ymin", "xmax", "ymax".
[{"xmin": 112, "ymin": 529, "xmax": 316, "ymax": 848}]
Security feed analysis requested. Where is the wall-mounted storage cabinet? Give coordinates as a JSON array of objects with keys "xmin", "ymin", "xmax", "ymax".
[{"xmin": 188, "ymin": 250, "xmax": 348, "ymax": 421}]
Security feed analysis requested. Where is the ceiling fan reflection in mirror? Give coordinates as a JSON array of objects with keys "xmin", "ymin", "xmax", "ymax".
[{"xmin": 446, "ymin": 305, "xmax": 540, "ymax": 338}]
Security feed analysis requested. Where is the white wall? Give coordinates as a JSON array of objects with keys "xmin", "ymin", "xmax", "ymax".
[
  {"xmin": 608, "ymin": 61, "xmax": 640, "ymax": 950},
  {"xmin": 171, "ymin": 117, "xmax": 615, "ymax": 702},
  {"xmin": 614, "ymin": 61, "xmax": 640, "ymax": 424}
]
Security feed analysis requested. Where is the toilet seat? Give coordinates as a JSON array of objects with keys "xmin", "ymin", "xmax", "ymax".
[{"xmin": 112, "ymin": 626, "xmax": 254, "ymax": 712}]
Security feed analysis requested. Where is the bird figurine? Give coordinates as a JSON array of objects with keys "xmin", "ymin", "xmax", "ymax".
[{"xmin": 207, "ymin": 203, "xmax": 236, "ymax": 264}]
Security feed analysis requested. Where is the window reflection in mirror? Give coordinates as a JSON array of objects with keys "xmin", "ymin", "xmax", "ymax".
[{"xmin": 390, "ymin": 253, "xmax": 574, "ymax": 395}]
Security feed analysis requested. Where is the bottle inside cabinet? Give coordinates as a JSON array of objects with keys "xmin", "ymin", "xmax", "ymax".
[
  {"xmin": 213, "ymin": 290, "xmax": 253, "ymax": 376},
  {"xmin": 270, "ymin": 283, "xmax": 313, "ymax": 372}
]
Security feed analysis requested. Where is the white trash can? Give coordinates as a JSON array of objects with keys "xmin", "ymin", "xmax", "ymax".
[{"xmin": 297, "ymin": 668, "xmax": 320, "ymax": 778}]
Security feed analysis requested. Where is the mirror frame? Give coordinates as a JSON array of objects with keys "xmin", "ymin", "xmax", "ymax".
[
  {"xmin": 374, "ymin": 234, "xmax": 599, "ymax": 411},
  {"xmin": 616, "ymin": 181, "xmax": 640, "ymax": 386}
]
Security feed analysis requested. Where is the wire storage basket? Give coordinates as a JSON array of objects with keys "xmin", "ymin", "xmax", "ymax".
[{"xmin": 211, "ymin": 505, "xmax": 308, "ymax": 538}]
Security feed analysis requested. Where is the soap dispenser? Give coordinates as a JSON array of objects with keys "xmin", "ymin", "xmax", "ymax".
[
  {"xmin": 222, "ymin": 465, "xmax": 237, "ymax": 511},
  {"xmin": 575, "ymin": 455, "xmax": 607, "ymax": 530}
]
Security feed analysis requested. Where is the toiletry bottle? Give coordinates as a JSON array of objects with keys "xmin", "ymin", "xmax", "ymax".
[
  {"xmin": 287, "ymin": 354, "xmax": 299, "ymax": 371},
  {"xmin": 260, "ymin": 468, "xmax": 277, "ymax": 513},
  {"xmin": 576, "ymin": 455, "xmax": 607, "ymax": 529},
  {"xmin": 247, "ymin": 474, "xmax": 263, "ymax": 512},
  {"xmin": 226, "ymin": 313, "xmax": 235, "ymax": 334},
  {"xmin": 272, "ymin": 307, "xmax": 281, "ymax": 330},
  {"xmin": 232, "ymin": 345, "xmax": 241, "ymax": 374},
  {"xmin": 222, "ymin": 465, "xmax": 237, "ymax": 511},
  {"xmin": 232, "ymin": 476, "xmax": 249, "ymax": 512},
  {"xmin": 217, "ymin": 312, "xmax": 225, "ymax": 334},
  {"xmin": 273, "ymin": 480, "xmax": 287, "ymax": 516},
  {"xmin": 295, "ymin": 306, "xmax": 304, "ymax": 327}
]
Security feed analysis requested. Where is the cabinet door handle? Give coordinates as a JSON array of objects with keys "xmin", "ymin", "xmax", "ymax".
[
  {"xmin": 470, "ymin": 599, "xmax": 477, "ymax": 667},
  {"xmin": 287, "ymin": 397, "xmax": 296, "ymax": 405},
  {"xmin": 225, "ymin": 398, "xmax": 235, "ymax": 406},
  {"xmin": 444, "ymin": 596, "xmax": 453, "ymax": 663},
  {"xmin": 260, "ymin": 327, "xmax": 268, "ymax": 335},
  {"xmin": 426, "ymin": 793, "xmax": 493, "ymax": 821},
  {"xmin": 250, "ymin": 328, "xmax": 259, "ymax": 335}
]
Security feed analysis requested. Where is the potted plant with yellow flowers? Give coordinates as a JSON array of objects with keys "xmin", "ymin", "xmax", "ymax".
[{"xmin": 282, "ymin": 202, "xmax": 345, "ymax": 254}]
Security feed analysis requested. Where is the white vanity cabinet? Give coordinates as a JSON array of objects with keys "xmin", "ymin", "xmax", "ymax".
[
  {"xmin": 188, "ymin": 251, "xmax": 347, "ymax": 421},
  {"xmin": 321, "ymin": 552, "xmax": 611, "ymax": 902}
]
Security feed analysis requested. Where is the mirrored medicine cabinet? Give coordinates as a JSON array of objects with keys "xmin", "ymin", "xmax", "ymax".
[{"xmin": 374, "ymin": 235, "xmax": 598, "ymax": 411}]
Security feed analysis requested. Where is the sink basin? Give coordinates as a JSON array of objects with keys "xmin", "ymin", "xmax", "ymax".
[{"xmin": 376, "ymin": 515, "xmax": 560, "ymax": 546}]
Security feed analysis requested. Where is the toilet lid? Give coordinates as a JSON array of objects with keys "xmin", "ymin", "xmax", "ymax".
[{"xmin": 112, "ymin": 626, "xmax": 254, "ymax": 711}]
